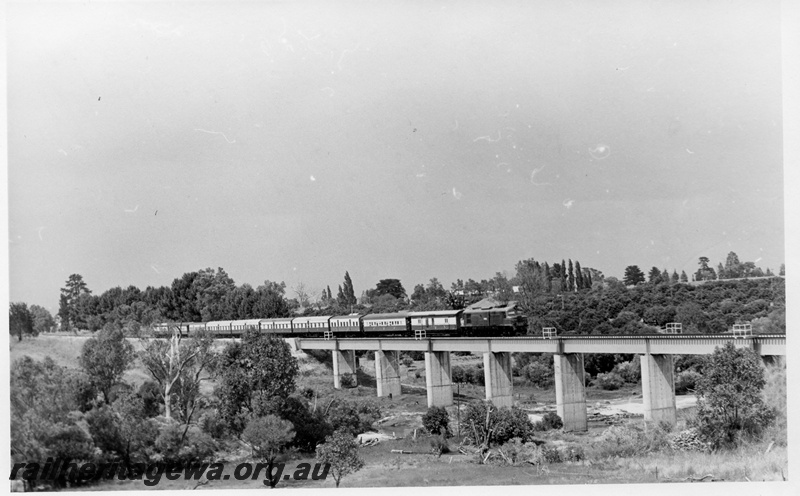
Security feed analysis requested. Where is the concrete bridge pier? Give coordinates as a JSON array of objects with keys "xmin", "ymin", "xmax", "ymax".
[
  {"xmin": 425, "ymin": 351, "xmax": 453, "ymax": 407},
  {"xmin": 332, "ymin": 349, "xmax": 358, "ymax": 389},
  {"xmin": 375, "ymin": 350, "xmax": 402, "ymax": 398},
  {"xmin": 640, "ymin": 353, "xmax": 676, "ymax": 426},
  {"xmin": 554, "ymin": 353, "xmax": 588, "ymax": 432},
  {"xmin": 483, "ymin": 352, "xmax": 513, "ymax": 407}
]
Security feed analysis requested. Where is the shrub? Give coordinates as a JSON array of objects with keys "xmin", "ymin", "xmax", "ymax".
[
  {"xmin": 451, "ymin": 365, "xmax": 467, "ymax": 383},
  {"xmin": 138, "ymin": 381, "xmax": 163, "ymax": 417},
  {"xmin": 524, "ymin": 361, "xmax": 554, "ymax": 388},
  {"xmin": 401, "ymin": 355, "xmax": 414, "ymax": 368},
  {"xmin": 590, "ymin": 422, "xmax": 670, "ymax": 459},
  {"xmin": 354, "ymin": 400, "xmax": 382, "ymax": 432},
  {"xmin": 675, "ymin": 370, "xmax": 702, "ymax": 394},
  {"xmin": 612, "ymin": 358, "xmax": 640, "ymax": 383},
  {"xmin": 316, "ymin": 430, "xmax": 365, "ymax": 488},
  {"xmin": 541, "ymin": 445, "xmax": 562, "ymax": 463},
  {"xmin": 468, "ymin": 366, "xmax": 485, "ymax": 386},
  {"xmin": 593, "ymin": 372, "xmax": 624, "ymax": 390},
  {"xmin": 326, "ymin": 399, "xmax": 380, "ymax": 436},
  {"xmin": 198, "ymin": 409, "xmax": 227, "ymax": 439},
  {"xmin": 497, "ymin": 438, "xmax": 543, "ymax": 466},
  {"xmin": 422, "ymin": 406, "xmax": 451, "ymax": 436},
  {"xmin": 533, "ymin": 411, "xmax": 563, "ymax": 431},
  {"xmin": 339, "ymin": 373, "xmax": 355, "ymax": 388},
  {"xmin": 154, "ymin": 423, "xmax": 218, "ymax": 465},
  {"xmin": 693, "ymin": 342, "xmax": 776, "ymax": 449},
  {"xmin": 461, "ymin": 401, "xmax": 534, "ymax": 446},
  {"xmin": 301, "ymin": 387, "xmax": 316, "ymax": 400},
  {"xmin": 429, "ymin": 434, "xmax": 450, "ymax": 457}
]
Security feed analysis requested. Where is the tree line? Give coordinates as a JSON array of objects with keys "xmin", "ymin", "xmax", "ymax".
[{"xmin": 9, "ymin": 250, "xmax": 784, "ymax": 339}]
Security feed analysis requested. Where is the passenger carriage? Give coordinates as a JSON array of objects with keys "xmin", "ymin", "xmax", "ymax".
[
  {"xmin": 362, "ymin": 312, "xmax": 410, "ymax": 335},
  {"xmin": 231, "ymin": 318, "xmax": 262, "ymax": 335},
  {"xmin": 188, "ymin": 322, "xmax": 207, "ymax": 336},
  {"xmin": 205, "ymin": 320, "xmax": 234, "ymax": 338},
  {"xmin": 259, "ymin": 317, "xmax": 294, "ymax": 335},
  {"xmin": 329, "ymin": 314, "xmax": 363, "ymax": 339},
  {"xmin": 408, "ymin": 310, "xmax": 462, "ymax": 339},
  {"xmin": 292, "ymin": 316, "xmax": 332, "ymax": 337}
]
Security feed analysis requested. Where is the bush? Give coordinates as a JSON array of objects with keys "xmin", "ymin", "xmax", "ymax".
[
  {"xmin": 468, "ymin": 366, "xmax": 485, "ymax": 386},
  {"xmin": 497, "ymin": 438, "xmax": 543, "ymax": 466},
  {"xmin": 693, "ymin": 342, "xmax": 777, "ymax": 449},
  {"xmin": 533, "ymin": 411, "xmax": 562, "ymax": 431},
  {"xmin": 340, "ymin": 373, "xmax": 355, "ymax": 388},
  {"xmin": 198, "ymin": 409, "xmax": 227, "ymax": 439},
  {"xmin": 590, "ymin": 422, "xmax": 670, "ymax": 459},
  {"xmin": 325, "ymin": 399, "xmax": 380, "ymax": 436},
  {"xmin": 401, "ymin": 355, "xmax": 414, "ymax": 368},
  {"xmin": 524, "ymin": 361, "xmax": 554, "ymax": 388},
  {"xmin": 675, "ymin": 370, "xmax": 702, "ymax": 394},
  {"xmin": 301, "ymin": 387, "xmax": 316, "ymax": 400},
  {"xmin": 138, "ymin": 381, "xmax": 163, "ymax": 417},
  {"xmin": 451, "ymin": 365, "xmax": 467, "ymax": 384},
  {"xmin": 461, "ymin": 401, "xmax": 534, "ymax": 446},
  {"xmin": 422, "ymin": 406, "xmax": 451, "ymax": 436},
  {"xmin": 593, "ymin": 372, "xmax": 624, "ymax": 390},
  {"xmin": 612, "ymin": 358, "xmax": 640, "ymax": 383},
  {"xmin": 273, "ymin": 395, "xmax": 331, "ymax": 452},
  {"xmin": 429, "ymin": 434, "xmax": 450, "ymax": 457},
  {"xmin": 154, "ymin": 423, "xmax": 218, "ymax": 465}
]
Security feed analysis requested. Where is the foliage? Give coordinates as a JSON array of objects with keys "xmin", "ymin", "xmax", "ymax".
[
  {"xmin": 10, "ymin": 302, "xmax": 36, "ymax": 341},
  {"xmin": 242, "ymin": 414, "xmax": 295, "ymax": 487},
  {"xmin": 533, "ymin": 411, "xmax": 563, "ymax": 431},
  {"xmin": 79, "ymin": 324, "xmax": 135, "ymax": 403},
  {"xmin": 612, "ymin": 357, "xmax": 640, "ymax": 383},
  {"xmin": 593, "ymin": 372, "xmax": 624, "ymax": 390},
  {"xmin": 10, "ymin": 356, "xmax": 94, "ymax": 471},
  {"xmin": 59, "ymin": 273, "xmax": 92, "ymax": 331},
  {"xmin": 373, "ymin": 278, "xmax": 407, "ymax": 299},
  {"xmin": 138, "ymin": 380, "xmax": 164, "ymax": 417},
  {"xmin": 316, "ymin": 430, "xmax": 365, "ymax": 488},
  {"xmin": 589, "ymin": 422, "xmax": 670, "ymax": 459},
  {"xmin": 693, "ymin": 342, "xmax": 776, "ymax": 449},
  {"xmin": 270, "ymin": 395, "xmax": 332, "ymax": 452},
  {"xmin": 215, "ymin": 330, "xmax": 299, "ymax": 434},
  {"xmin": 86, "ymin": 392, "xmax": 158, "ymax": 468},
  {"xmin": 674, "ymin": 370, "xmax": 702, "ymax": 394},
  {"xmin": 154, "ymin": 422, "xmax": 217, "ymax": 464},
  {"xmin": 623, "ymin": 265, "xmax": 645, "ymax": 286},
  {"xmin": 422, "ymin": 406, "xmax": 451, "ymax": 436},
  {"xmin": 198, "ymin": 409, "xmax": 228, "ymax": 439},
  {"xmin": 429, "ymin": 434, "xmax": 450, "ymax": 457},
  {"xmin": 339, "ymin": 372, "xmax": 356, "ymax": 388},
  {"xmin": 523, "ymin": 359, "xmax": 554, "ymax": 388},
  {"xmin": 325, "ymin": 398, "xmax": 381, "ymax": 436},
  {"xmin": 29, "ymin": 304, "xmax": 56, "ymax": 334},
  {"xmin": 461, "ymin": 401, "xmax": 535, "ymax": 447},
  {"xmin": 140, "ymin": 327, "xmax": 217, "ymax": 421}
]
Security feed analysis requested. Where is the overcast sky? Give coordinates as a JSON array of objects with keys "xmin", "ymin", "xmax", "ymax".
[{"xmin": 7, "ymin": 0, "xmax": 788, "ymax": 311}]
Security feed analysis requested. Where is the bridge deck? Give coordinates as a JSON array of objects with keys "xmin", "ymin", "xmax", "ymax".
[{"xmin": 294, "ymin": 335, "xmax": 785, "ymax": 356}]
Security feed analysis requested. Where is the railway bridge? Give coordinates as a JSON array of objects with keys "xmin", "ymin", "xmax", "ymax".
[{"xmin": 293, "ymin": 334, "xmax": 786, "ymax": 432}]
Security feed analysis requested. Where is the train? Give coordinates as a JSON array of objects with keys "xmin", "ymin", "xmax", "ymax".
[{"xmin": 153, "ymin": 300, "xmax": 528, "ymax": 339}]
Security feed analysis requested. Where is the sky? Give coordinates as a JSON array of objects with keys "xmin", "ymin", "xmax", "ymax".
[{"xmin": 6, "ymin": 0, "xmax": 790, "ymax": 312}]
